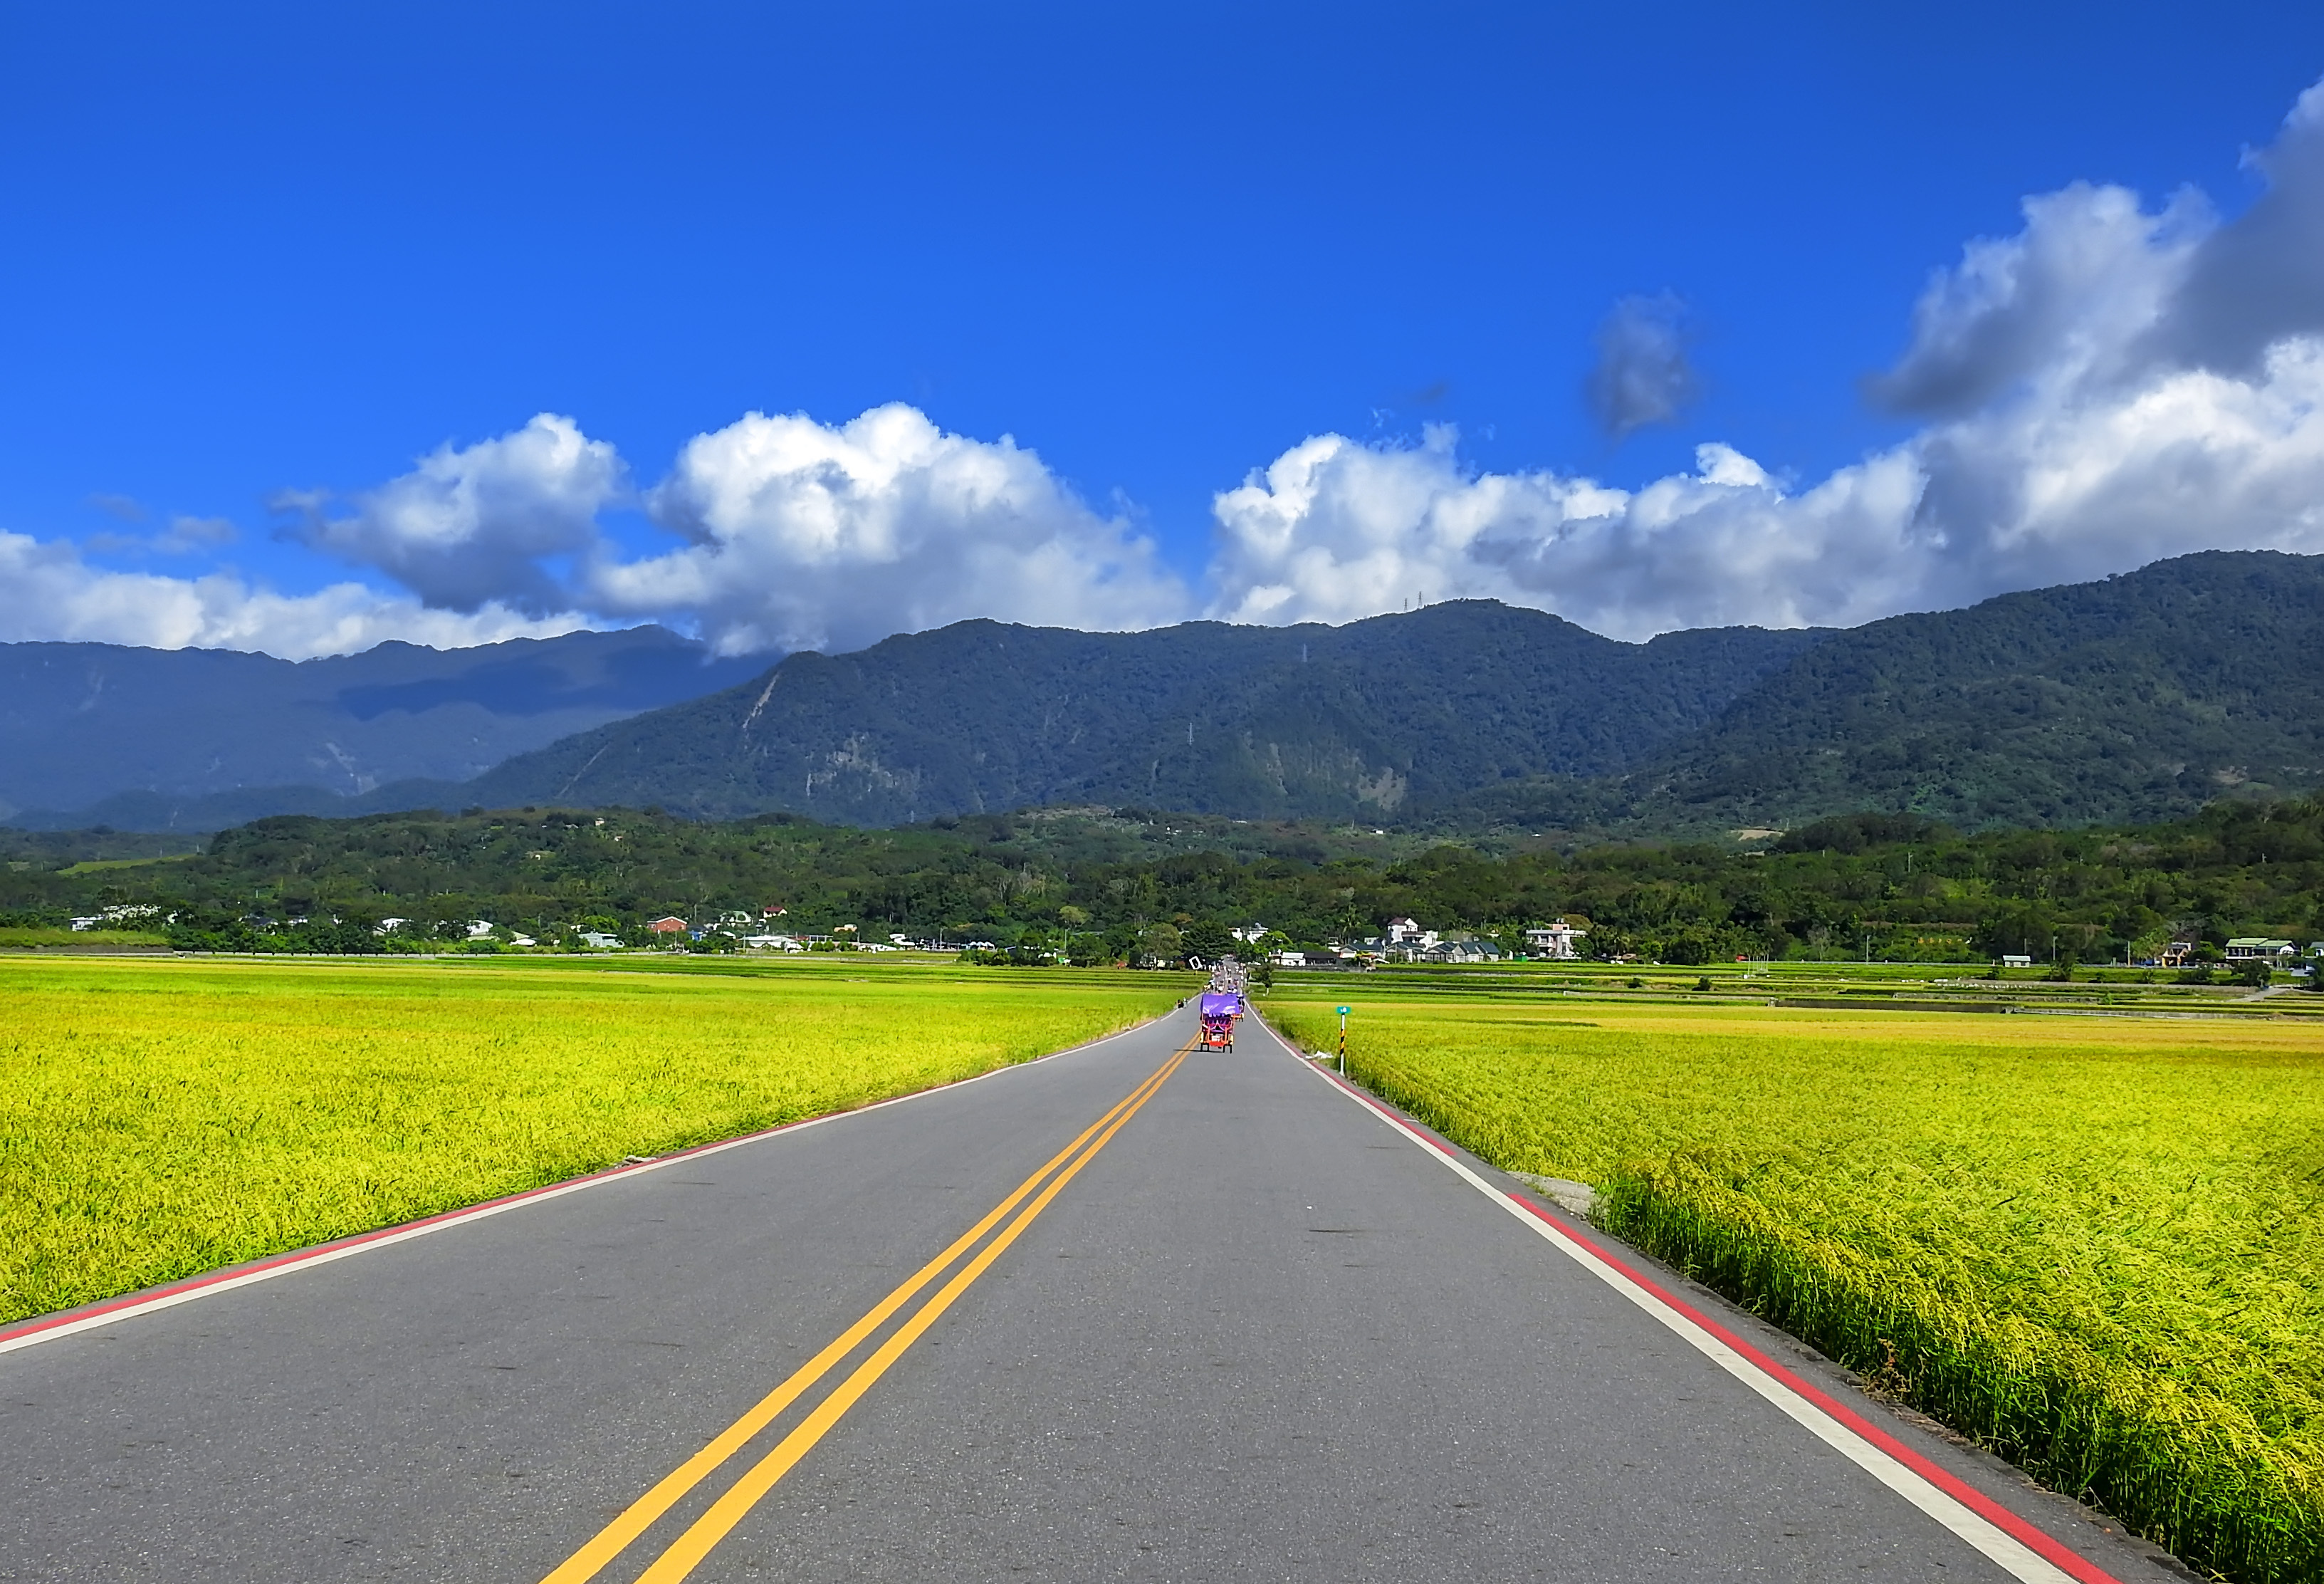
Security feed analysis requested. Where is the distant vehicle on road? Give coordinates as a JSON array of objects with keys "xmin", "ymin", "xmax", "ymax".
[{"xmin": 1199, "ymin": 990, "xmax": 1242, "ymax": 1049}]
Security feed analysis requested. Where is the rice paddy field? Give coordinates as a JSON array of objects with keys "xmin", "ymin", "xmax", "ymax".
[
  {"xmin": 1267, "ymin": 986, "xmax": 2324, "ymax": 1584},
  {"xmin": 0, "ymin": 954, "xmax": 1185, "ymax": 1330}
]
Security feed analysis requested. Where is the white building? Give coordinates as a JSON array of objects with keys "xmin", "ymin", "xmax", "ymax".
[{"xmin": 1524, "ymin": 919, "xmax": 1589, "ymax": 960}]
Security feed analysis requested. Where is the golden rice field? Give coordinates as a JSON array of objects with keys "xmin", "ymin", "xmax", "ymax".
[
  {"xmin": 1267, "ymin": 994, "xmax": 2324, "ymax": 1584},
  {"xmin": 0, "ymin": 956, "xmax": 1182, "ymax": 1328}
]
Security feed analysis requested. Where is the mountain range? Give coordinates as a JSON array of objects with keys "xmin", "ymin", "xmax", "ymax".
[
  {"xmin": 11, "ymin": 550, "xmax": 2322, "ymax": 835},
  {"xmin": 1460, "ymin": 548, "xmax": 2324, "ymax": 833},
  {"xmin": 462, "ymin": 605, "xmax": 1823, "ymax": 825},
  {"xmin": 0, "ymin": 627, "xmax": 760, "ymax": 830}
]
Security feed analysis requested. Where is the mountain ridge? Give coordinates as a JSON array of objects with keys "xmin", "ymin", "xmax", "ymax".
[
  {"xmin": 468, "ymin": 550, "xmax": 2324, "ymax": 834},
  {"xmin": 0, "ymin": 625, "xmax": 762, "ymax": 827},
  {"xmin": 459, "ymin": 604, "xmax": 1825, "ymax": 823},
  {"xmin": 16, "ymin": 550, "xmax": 2323, "ymax": 835}
]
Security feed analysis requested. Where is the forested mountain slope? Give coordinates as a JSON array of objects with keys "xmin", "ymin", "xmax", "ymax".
[
  {"xmin": 463, "ymin": 604, "xmax": 1821, "ymax": 823},
  {"xmin": 469, "ymin": 551, "xmax": 2324, "ymax": 833},
  {"xmin": 1628, "ymin": 550, "xmax": 2324, "ymax": 830},
  {"xmin": 24, "ymin": 551, "xmax": 2323, "ymax": 836}
]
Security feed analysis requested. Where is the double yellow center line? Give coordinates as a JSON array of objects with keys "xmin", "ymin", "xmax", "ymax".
[{"xmin": 540, "ymin": 1041, "xmax": 1192, "ymax": 1584}]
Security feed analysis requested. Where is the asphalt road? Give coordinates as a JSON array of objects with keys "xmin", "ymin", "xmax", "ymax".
[{"xmin": 1, "ymin": 1003, "xmax": 2176, "ymax": 1583}]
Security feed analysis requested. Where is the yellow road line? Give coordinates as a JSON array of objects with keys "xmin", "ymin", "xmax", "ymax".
[
  {"xmin": 538, "ymin": 1043, "xmax": 1190, "ymax": 1584},
  {"xmin": 632, "ymin": 1046, "xmax": 1187, "ymax": 1583}
]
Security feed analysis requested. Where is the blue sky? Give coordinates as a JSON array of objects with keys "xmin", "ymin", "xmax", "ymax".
[{"xmin": 6, "ymin": 2, "xmax": 2324, "ymax": 656}]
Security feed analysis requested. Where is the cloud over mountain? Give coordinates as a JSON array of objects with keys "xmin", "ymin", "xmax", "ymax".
[
  {"xmin": 11, "ymin": 75, "xmax": 2324, "ymax": 658},
  {"xmin": 276, "ymin": 414, "xmax": 622, "ymax": 616},
  {"xmin": 0, "ymin": 531, "xmax": 580, "ymax": 659},
  {"xmin": 1206, "ymin": 75, "xmax": 2324, "ymax": 639},
  {"xmin": 597, "ymin": 404, "xmax": 1185, "ymax": 655},
  {"xmin": 230, "ymin": 404, "xmax": 1185, "ymax": 658}
]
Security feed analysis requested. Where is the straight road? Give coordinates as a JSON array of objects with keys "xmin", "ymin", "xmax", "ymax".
[{"xmin": 1, "ymin": 1004, "xmax": 2171, "ymax": 1582}]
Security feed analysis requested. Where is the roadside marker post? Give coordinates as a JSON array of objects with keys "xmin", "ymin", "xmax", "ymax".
[{"xmin": 1336, "ymin": 1006, "xmax": 1349, "ymax": 1075}]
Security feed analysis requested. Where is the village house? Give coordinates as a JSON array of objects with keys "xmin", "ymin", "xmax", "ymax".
[
  {"xmin": 1416, "ymin": 933, "xmax": 1501, "ymax": 964},
  {"xmin": 645, "ymin": 916, "xmax": 688, "ymax": 936},
  {"xmin": 1524, "ymin": 918, "xmax": 1589, "ymax": 959},
  {"xmin": 1354, "ymin": 917, "xmax": 1435, "ymax": 962},
  {"xmin": 2224, "ymin": 937, "xmax": 2298, "ymax": 962},
  {"xmin": 1349, "ymin": 917, "xmax": 1503, "ymax": 964},
  {"xmin": 1274, "ymin": 947, "xmax": 1367, "ymax": 969}
]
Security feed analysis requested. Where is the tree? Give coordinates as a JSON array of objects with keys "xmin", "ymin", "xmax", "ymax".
[
  {"xmin": 1658, "ymin": 927, "xmax": 1719, "ymax": 966},
  {"xmin": 1181, "ymin": 919, "xmax": 1233, "ymax": 962},
  {"xmin": 1135, "ymin": 922, "xmax": 1183, "ymax": 967},
  {"xmin": 1977, "ymin": 905, "xmax": 2057, "ymax": 962}
]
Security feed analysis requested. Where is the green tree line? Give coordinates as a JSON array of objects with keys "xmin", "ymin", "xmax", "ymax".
[{"xmin": 3, "ymin": 801, "xmax": 2319, "ymax": 966}]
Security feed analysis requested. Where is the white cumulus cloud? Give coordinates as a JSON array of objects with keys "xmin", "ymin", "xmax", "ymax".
[
  {"xmin": 278, "ymin": 413, "xmax": 622, "ymax": 615},
  {"xmin": 1205, "ymin": 75, "xmax": 2324, "ymax": 639},
  {"xmin": 3, "ymin": 405, "xmax": 1189, "ymax": 660},
  {"xmin": 14, "ymin": 77, "xmax": 2324, "ymax": 660},
  {"xmin": 594, "ymin": 403, "xmax": 1188, "ymax": 654},
  {"xmin": 0, "ymin": 531, "xmax": 587, "ymax": 659}
]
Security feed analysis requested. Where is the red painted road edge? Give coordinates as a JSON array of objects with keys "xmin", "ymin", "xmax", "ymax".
[{"xmin": 1299, "ymin": 1048, "xmax": 2126, "ymax": 1584}]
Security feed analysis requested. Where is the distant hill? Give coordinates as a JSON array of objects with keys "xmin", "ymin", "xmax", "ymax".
[
  {"xmin": 1631, "ymin": 549, "xmax": 2324, "ymax": 829},
  {"xmin": 459, "ymin": 605, "xmax": 1824, "ymax": 824},
  {"xmin": 1432, "ymin": 551, "xmax": 2324, "ymax": 833},
  {"xmin": 0, "ymin": 627, "xmax": 762, "ymax": 829},
  {"xmin": 468, "ymin": 551, "xmax": 2324, "ymax": 834},
  {"xmin": 21, "ymin": 550, "xmax": 2323, "ymax": 836}
]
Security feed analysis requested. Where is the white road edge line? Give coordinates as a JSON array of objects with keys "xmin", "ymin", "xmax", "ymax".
[
  {"xmin": 1268, "ymin": 1026, "xmax": 2090, "ymax": 1584},
  {"xmin": 0, "ymin": 1013, "xmax": 1173, "ymax": 1358}
]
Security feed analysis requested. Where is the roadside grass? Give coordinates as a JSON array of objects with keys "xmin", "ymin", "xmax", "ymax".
[
  {"xmin": 1266, "ymin": 993, "xmax": 2324, "ymax": 1584},
  {"xmin": 0, "ymin": 957, "xmax": 1187, "ymax": 1327}
]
